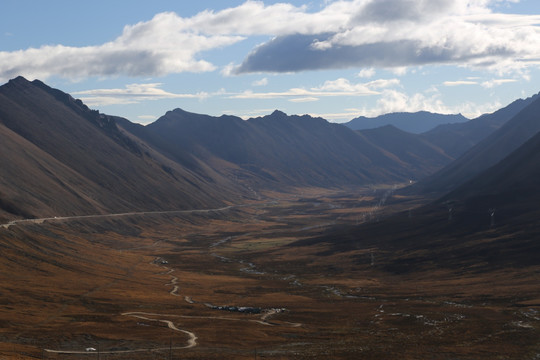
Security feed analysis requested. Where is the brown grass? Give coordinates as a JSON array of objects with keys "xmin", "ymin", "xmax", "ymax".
[{"xmin": 0, "ymin": 187, "xmax": 538, "ymax": 359}]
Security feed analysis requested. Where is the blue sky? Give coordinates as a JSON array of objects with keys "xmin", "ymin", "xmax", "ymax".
[{"xmin": 2, "ymin": 0, "xmax": 540, "ymax": 124}]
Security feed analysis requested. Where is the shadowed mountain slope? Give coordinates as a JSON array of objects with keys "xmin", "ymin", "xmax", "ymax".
[
  {"xmin": 144, "ymin": 109, "xmax": 448, "ymax": 188},
  {"xmin": 421, "ymin": 92, "xmax": 540, "ymax": 158},
  {"xmin": 442, "ymin": 125, "xmax": 540, "ymax": 207},
  {"xmin": 408, "ymin": 93, "xmax": 540, "ymax": 196},
  {"xmin": 292, "ymin": 128, "xmax": 540, "ymax": 273},
  {"xmin": 0, "ymin": 77, "xmax": 236, "ymax": 221},
  {"xmin": 358, "ymin": 125, "xmax": 454, "ymax": 179}
]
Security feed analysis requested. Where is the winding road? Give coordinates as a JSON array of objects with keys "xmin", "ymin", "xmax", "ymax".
[
  {"xmin": 0, "ymin": 205, "xmax": 235, "ymax": 230},
  {"xmin": 122, "ymin": 312, "xmax": 197, "ymax": 348}
]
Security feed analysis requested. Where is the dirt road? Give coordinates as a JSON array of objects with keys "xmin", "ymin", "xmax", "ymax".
[{"xmin": 0, "ymin": 206, "xmax": 235, "ymax": 229}]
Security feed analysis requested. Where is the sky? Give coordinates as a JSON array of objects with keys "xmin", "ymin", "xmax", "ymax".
[{"xmin": 2, "ymin": 0, "xmax": 540, "ymax": 124}]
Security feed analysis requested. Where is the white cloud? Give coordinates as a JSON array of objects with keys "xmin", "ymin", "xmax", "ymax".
[
  {"xmin": 289, "ymin": 97, "xmax": 319, "ymax": 102},
  {"xmin": 365, "ymin": 78, "xmax": 401, "ymax": 89},
  {"xmin": 230, "ymin": 76, "xmax": 399, "ymax": 100},
  {"xmin": 392, "ymin": 67, "xmax": 409, "ymax": 76},
  {"xmin": 357, "ymin": 68, "xmax": 375, "ymax": 78},
  {"xmin": 443, "ymin": 80, "xmax": 478, "ymax": 86},
  {"xmin": 308, "ymin": 88, "xmax": 503, "ymax": 122},
  {"xmin": 371, "ymin": 88, "xmax": 502, "ymax": 118},
  {"xmin": 0, "ymin": 12, "xmax": 244, "ymax": 81},
  {"xmin": 481, "ymin": 78, "xmax": 518, "ymax": 88},
  {"xmin": 313, "ymin": 77, "xmax": 399, "ymax": 92},
  {"xmin": 314, "ymin": 78, "xmax": 371, "ymax": 92},
  {"xmin": 252, "ymin": 77, "xmax": 268, "ymax": 86},
  {"xmin": 220, "ymin": 63, "xmax": 237, "ymax": 77},
  {"xmin": 185, "ymin": 0, "xmax": 348, "ymax": 36},
  {"xmin": 235, "ymin": 0, "xmax": 540, "ymax": 74},
  {"xmin": 2, "ymin": 1, "xmax": 540, "ymax": 81},
  {"xmin": 443, "ymin": 77, "xmax": 518, "ymax": 88},
  {"xmin": 73, "ymin": 83, "xmax": 209, "ymax": 106}
]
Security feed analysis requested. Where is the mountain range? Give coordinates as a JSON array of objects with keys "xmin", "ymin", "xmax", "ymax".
[{"xmin": 1, "ymin": 76, "xmax": 539, "ymax": 225}]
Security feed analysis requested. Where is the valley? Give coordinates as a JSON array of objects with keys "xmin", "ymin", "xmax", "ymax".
[
  {"xmin": 1, "ymin": 187, "xmax": 538, "ymax": 360},
  {"xmin": 2, "ymin": 77, "xmax": 540, "ymax": 359},
  {"xmin": 2, "ymin": 0, "xmax": 540, "ymax": 358}
]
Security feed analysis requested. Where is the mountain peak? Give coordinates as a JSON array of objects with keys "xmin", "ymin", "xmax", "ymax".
[
  {"xmin": 270, "ymin": 110, "xmax": 288, "ymax": 117},
  {"xmin": 9, "ymin": 76, "xmax": 31, "ymax": 84},
  {"xmin": 2, "ymin": 76, "xmax": 32, "ymax": 90}
]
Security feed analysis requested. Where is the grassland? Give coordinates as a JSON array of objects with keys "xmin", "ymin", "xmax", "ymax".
[{"xmin": 0, "ymin": 187, "xmax": 538, "ymax": 359}]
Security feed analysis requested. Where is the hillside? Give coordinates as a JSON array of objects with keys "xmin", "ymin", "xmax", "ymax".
[
  {"xmin": 358, "ymin": 125, "xmax": 454, "ymax": 179},
  {"xmin": 442, "ymin": 125, "xmax": 540, "ymax": 208},
  {"xmin": 421, "ymin": 92, "xmax": 540, "ymax": 158},
  {"xmin": 409, "ymin": 93, "xmax": 540, "ymax": 196},
  {"xmin": 0, "ymin": 77, "xmax": 237, "ymax": 221},
  {"xmin": 293, "ymin": 124, "xmax": 540, "ymax": 274}
]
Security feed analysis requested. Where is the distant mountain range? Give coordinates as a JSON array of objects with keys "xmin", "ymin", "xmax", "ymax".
[
  {"xmin": 141, "ymin": 109, "xmax": 449, "ymax": 187},
  {"xmin": 343, "ymin": 111, "xmax": 468, "ymax": 133},
  {"xmin": 1, "ymin": 76, "xmax": 539, "ymax": 222}
]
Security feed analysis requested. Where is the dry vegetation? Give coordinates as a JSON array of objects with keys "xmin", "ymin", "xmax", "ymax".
[{"xmin": 0, "ymin": 187, "xmax": 539, "ymax": 359}]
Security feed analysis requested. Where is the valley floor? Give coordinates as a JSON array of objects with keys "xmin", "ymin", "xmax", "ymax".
[{"xmin": 0, "ymin": 186, "xmax": 539, "ymax": 359}]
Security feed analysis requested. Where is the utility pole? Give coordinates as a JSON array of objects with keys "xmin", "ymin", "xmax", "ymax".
[
  {"xmin": 489, "ymin": 208, "xmax": 496, "ymax": 227},
  {"xmin": 444, "ymin": 201, "xmax": 454, "ymax": 222}
]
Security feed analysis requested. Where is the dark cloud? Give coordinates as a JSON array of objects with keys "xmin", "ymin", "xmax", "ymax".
[
  {"xmin": 353, "ymin": 0, "xmax": 454, "ymax": 23},
  {"xmin": 235, "ymin": 34, "xmax": 516, "ymax": 74}
]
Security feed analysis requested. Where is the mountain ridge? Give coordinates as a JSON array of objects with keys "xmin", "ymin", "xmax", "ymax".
[
  {"xmin": 409, "ymin": 92, "xmax": 540, "ymax": 196},
  {"xmin": 344, "ymin": 111, "xmax": 468, "ymax": 134},
  {"xmin": 143, "ymin": 107, "xmax": 450, "ymax": 189},
  {"xmin": 2, "ymin": 76, "xmax": 539, "ymax": 222},
  {"xmin": 0, "ymin": 77, "xmax": 237, "ymax": 221}
]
